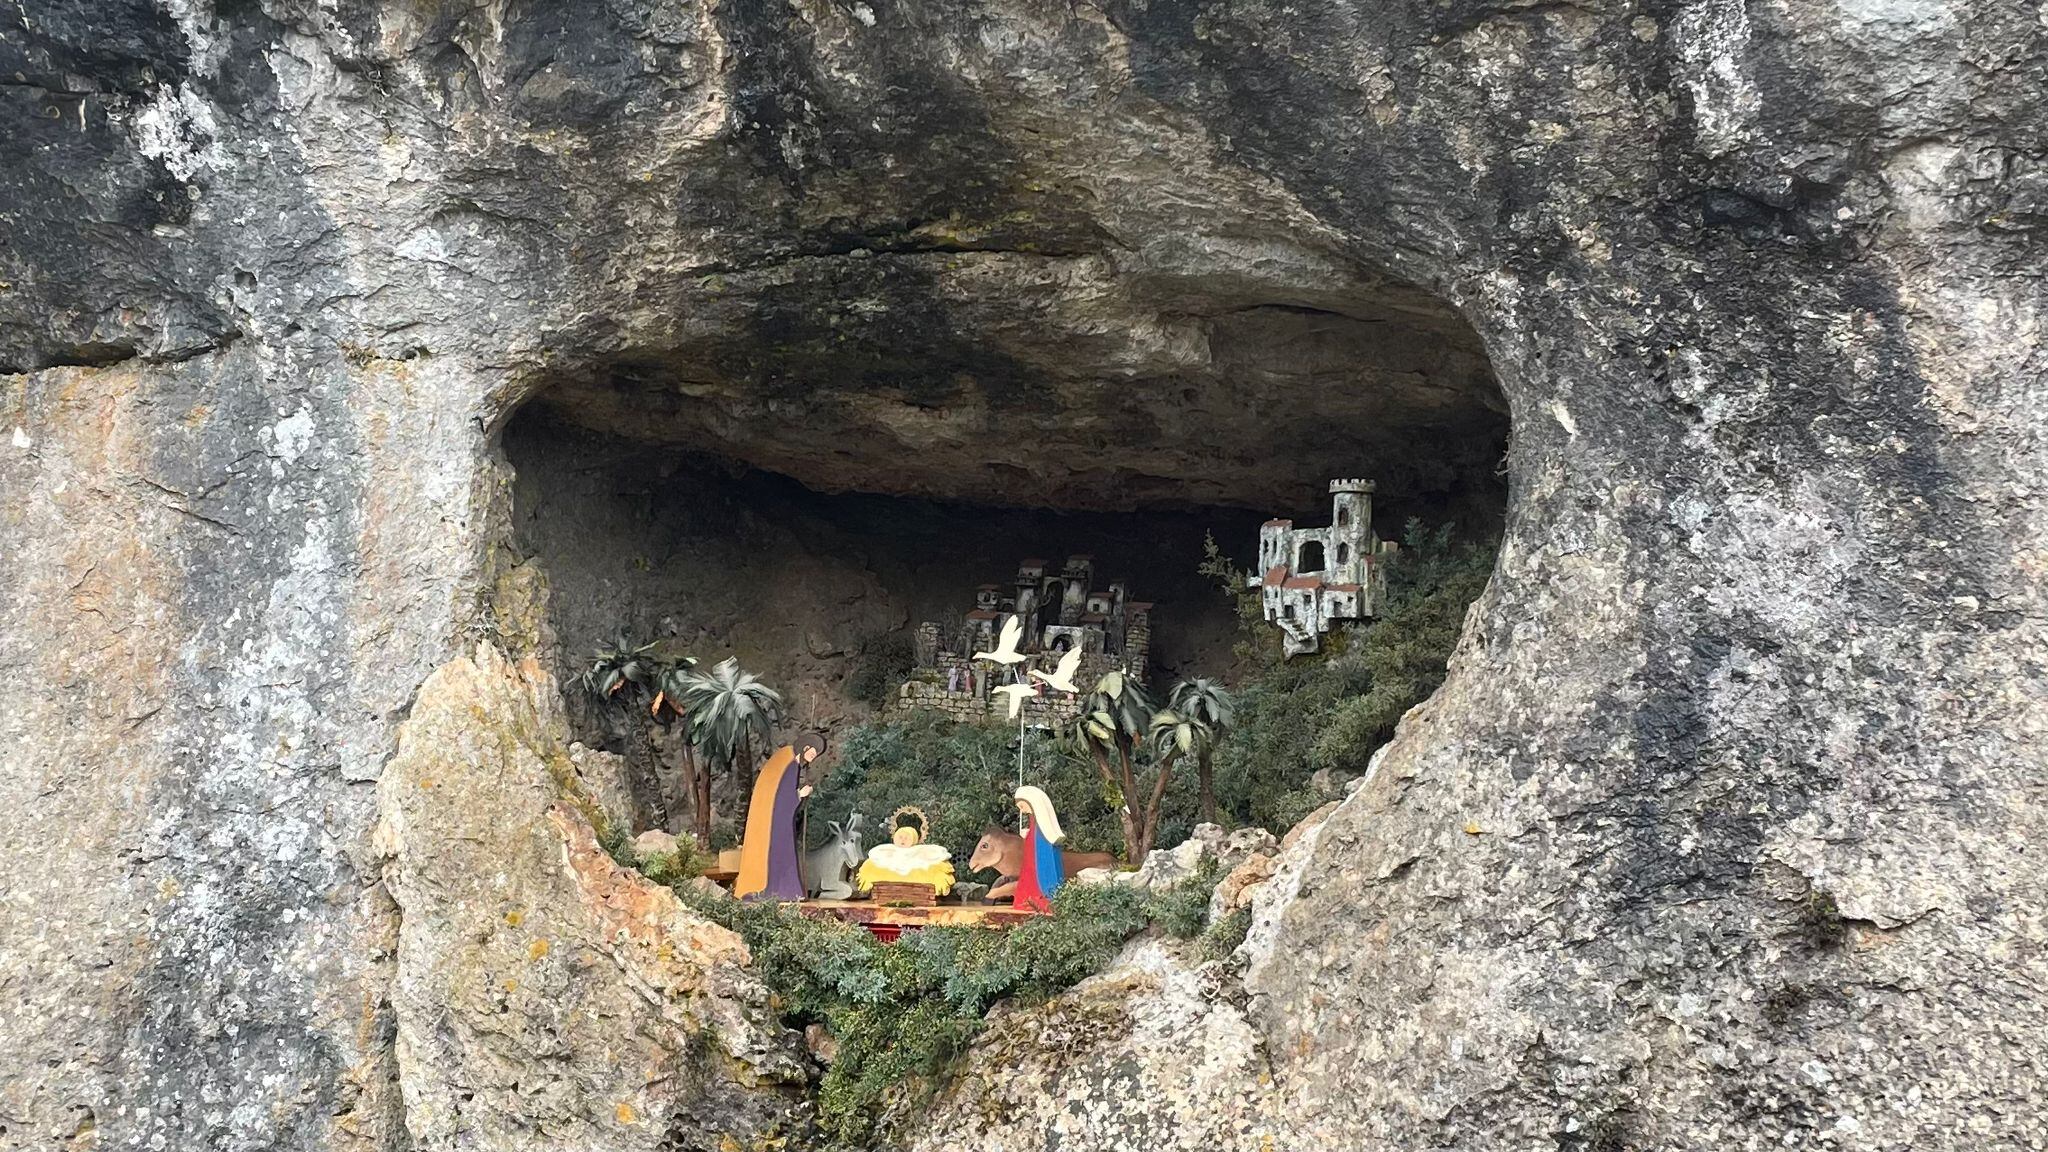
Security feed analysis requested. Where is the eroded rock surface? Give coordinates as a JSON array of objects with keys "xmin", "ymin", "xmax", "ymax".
[
  {"xmin": 374, "ymin": 642, "xmax": 806, "ymax": 1151},
  {"xmin": 910, "ymin": 939, "xmax": 1274, "ymax": 1152},
  {"xmin": 1, "ymin": 2, "xmax": 2042, "ymax": 1151}
]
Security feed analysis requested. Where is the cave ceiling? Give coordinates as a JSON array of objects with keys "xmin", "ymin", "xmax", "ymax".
[{"xmin": 525, "ymin": 247, "xmax": 1506, "ymax": 513}]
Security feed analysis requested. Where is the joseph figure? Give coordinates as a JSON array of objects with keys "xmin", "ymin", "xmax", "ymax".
[{"xmin": 734, "ymin": 732, "xmax": 825, "ymax": 901}]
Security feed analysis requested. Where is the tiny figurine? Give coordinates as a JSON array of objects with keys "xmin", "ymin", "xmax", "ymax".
[
  {"xmin": 1029, "ymin": 644, "xmax": 1084, "ymax": 694},
  {"xmin": 972, "ymin": 614, "xmax": 1028, "ymax": 666},
  {"xmin": 804, "ymin": 812, "xmax": 865, "ymax": 901},
  {"xmin": 969, "ymin": 827, "xmax": 1115, "ymax": 903},
  {"xmin": 735, "ymin": 731, "xmax": 826, "ymax": 901},
  {"xmin": 992, "ymin": 679, "xmax": 1038, "ymax": 718},
  {"xmin": 856, "ymin": 806, "xmax": 956, "ymax": 899},
  {"xmin": 1008, "ymin": 786, "xmax": 1069, "ymax": 912}
]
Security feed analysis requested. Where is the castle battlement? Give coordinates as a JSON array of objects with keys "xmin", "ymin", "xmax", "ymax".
[{"xmin": 1252, "ymin": 479, "xmax": 1389, "ymax": 656}]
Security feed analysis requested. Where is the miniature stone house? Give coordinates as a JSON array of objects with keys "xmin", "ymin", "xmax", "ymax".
[
  {"xmin": 895, "ymin": 555, "xmax": 1152, "ymax": 726},
  {"xmin": 1253, "ymin": 479, "xmax": 1394, "ymax": 655}
]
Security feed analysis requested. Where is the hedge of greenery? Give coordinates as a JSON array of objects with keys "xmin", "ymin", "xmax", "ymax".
[
  {"xmin": 673, "ymin": 863, "xmax": 1220, "ymax": 1144},
  {"xmin": 1210, "ymin": 519, "xmax": 1498, "ymax": 829},
  {"xmin": 801, "ymin": 713, "xmax": 1206, "ymax": 870}
]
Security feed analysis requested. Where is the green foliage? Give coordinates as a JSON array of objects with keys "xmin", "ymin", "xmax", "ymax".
[
  {"xmin": 1208, "ymin": 519, "xmax": 1497, "ymax": 831},
  {"xmin": 674, "ymin": 656, "xmax": 783, "ymax": 773},
  {"xmin": 673, "ymin": 873, "xmax": 1195, "ymax": 1144},
  {"xmin": 845, "ymin": 631, "xmax": 915, "ymax": 710},
  {"xmin": 638, "ymin": 840, "xmax": 714, "ymax": 886},
  {"xmin": 804, "ymin": 713, "xmax": 1139, "ymax": 865},
  {"xmin": 598, "ymin": 821, "xmax": 635, "ymax": 868},
  {"xmin": 1145, "ymin": 856, "xmax": 1223, "ymax": 939},
  {"xmin": 1309, "ymin": 520, "xmax": 1496, "ymax": 772},
  {"xmin": 1197, "ymin": 532, "xmax": 1282, "ymax": 668},
  {"xmin": 581, "ymin": 637, "xmax": 669, "ymax": 703},
  {"xmin": 1199, "ymin": 906, "xmax": 1253, "ymax": 963}
]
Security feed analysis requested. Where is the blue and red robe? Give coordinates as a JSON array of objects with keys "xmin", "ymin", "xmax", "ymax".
[{"xmin": 1012, "ymin": 815, "xmax": 1066, "ymax": 913}]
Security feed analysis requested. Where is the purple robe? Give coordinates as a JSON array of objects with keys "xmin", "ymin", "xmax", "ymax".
[{"xmin": 761, "ymin": 766, "xmax": 805, "ymax": 900}]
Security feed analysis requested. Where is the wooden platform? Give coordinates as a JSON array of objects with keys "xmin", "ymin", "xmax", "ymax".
[{"xmin": 796, "ymin": 899, "xmax": 1044, "ymax": 940}]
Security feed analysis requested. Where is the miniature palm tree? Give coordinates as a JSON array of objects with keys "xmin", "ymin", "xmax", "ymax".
[
  {"xmin": 1167, "ymin": 678, "xmax": 1235, "ymax": 823},
  {"xmin": 582, "ymin": 638, "xmax": 663, "ymax": 702},
  {"xmin": 675, "ymin": 657, "xmax": 784, "ymax": 802},
  {"xmin": 1068, "ymin": 670, "xmax": 1172, "ymax": 861},
  {"xmin": 582, "ymin": 639, "xmax": 685, "ymax": 827},
  {"xmin": 654, "ymin": 661, "xmax": 716, "ymax": 843}
]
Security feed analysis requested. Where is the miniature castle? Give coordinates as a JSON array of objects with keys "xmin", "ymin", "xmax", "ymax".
[
  {"xmin": 1253, "ymin": 479, "xmax": 1394, "ymax": 656},
  {"xmin": 895, "ymin": 555, "xmax": 1152, "ymax": 726}
]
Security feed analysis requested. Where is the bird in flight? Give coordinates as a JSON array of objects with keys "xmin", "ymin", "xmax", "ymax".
[
  {"xmin": 973, "ymin": 615, "xmax": 1027, "ymax": 665},
  {"xmin": 993, "ymin": 681, "xmax": 1039, "ymax": 719},
  {"xmin": 1030, "ymin": 645, "xmax": 1084, "ymax": 694}
]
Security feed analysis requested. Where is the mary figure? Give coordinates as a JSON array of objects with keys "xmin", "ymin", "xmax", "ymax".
[
  {"xmin": 735, "ymin": 732, "xmax": 825, "ymax": 901},
  {"xmin": 1010, "ymin": 785, "xmax": 1067, "ymax": 913}
]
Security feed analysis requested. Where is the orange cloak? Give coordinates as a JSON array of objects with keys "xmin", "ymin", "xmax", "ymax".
[{"xmin": 734, "ymin": 745, "xmax": 798, "ymax": 899}]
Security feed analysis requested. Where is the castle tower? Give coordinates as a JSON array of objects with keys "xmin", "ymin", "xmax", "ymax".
[{"xmin": 1327, "ymin": 479, "xmax": 1376, "ymax": 583}]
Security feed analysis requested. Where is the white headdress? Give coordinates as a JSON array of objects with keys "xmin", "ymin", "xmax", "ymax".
[{"xmin": 1013, "ymin": 785, "xmax": 1065, "ymax": 845}]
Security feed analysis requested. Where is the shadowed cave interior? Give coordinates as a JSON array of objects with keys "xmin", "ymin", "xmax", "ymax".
[{"xmin": 498, "ymin": 265, "xmax": 1513, "ymax": 831}]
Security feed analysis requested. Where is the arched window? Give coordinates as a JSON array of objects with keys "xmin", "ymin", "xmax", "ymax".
[
  {"xmin": 1336, "ymin": 543, "xmax": 1350, "ymax": 565},
  {"xmin": 1298, "ymin": 541, "xmax": 1325, "ymax": 573},
  {"xmin": 1337, "ymin": 505, "xmax": 1350, "ymax": 528}
]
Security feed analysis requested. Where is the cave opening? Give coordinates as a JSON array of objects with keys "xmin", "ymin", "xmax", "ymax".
[{"xmin": 496, "ymin": 262, "xmax": 1512, "ymax": 842}]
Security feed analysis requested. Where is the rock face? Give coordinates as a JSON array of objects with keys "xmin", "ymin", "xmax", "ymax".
[
  {"xmin": 2, "ymin": 3, "xmax": 2042, "ymax": 1152},
  {"xmin": 374, "ymin": 642, "xmax": 807, "ymax": 1151}
]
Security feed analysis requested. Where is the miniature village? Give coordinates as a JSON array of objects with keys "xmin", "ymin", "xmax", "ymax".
[
  {"xmin": 596, "ymin": 479, "xmax": 1400, "ymax": 940},
  {"xmin": 892, "ymin": 552, "xmax": 1154, "ymax": 728}
]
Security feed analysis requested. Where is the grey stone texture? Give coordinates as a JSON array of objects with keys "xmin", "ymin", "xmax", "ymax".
[{"xmin": 2, "ymin": 2, "xmax": 2042, "ymax": 1151}]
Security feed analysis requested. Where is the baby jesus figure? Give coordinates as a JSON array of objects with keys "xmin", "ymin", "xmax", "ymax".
[{"xmin": 856, "ymin": 811, "xmax": 956, "ymax": 896}]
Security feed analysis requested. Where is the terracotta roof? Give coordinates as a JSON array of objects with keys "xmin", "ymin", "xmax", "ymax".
[
  {"xmin": 1262, "ymin": 519, "xmax": 1293, "ymax": 528},
  {"xmin": 1018, "ymin": 557, "xmax": 1047, "ymax": 566},
  {"xmin": 1324, "ymin": 583, "xmax": 1362, "ymax": 593},
  {"xmin": 976, "ymin": 582, "xmax": 1001, "ymax": 589},
  {"xmin": 965, "ymin": 609, "xmax": 1000, "ymax": 621},
  {"xmin": 1262, "ymin": 565, "xmax": 1290, "ymax": 586},
  {"xmin": 1079, "ymin": 613, "xmax": 1108, "ymax": 624},
  {"xmin": 1126, "ymin": 601, "xmax": 1154, "ymax": 612},
  {"xmin": 1283, "ymin": 576, "xmax": 1324, "ymax": 590}
]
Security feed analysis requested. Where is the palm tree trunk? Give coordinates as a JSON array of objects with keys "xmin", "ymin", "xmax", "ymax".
[
  {"xmin": 1117, "ymin": 743, "xmax": 1146, "ymax": 862},
  {"xmin": 739, "ymin": 731, "xmax": 754, "ymax": 798},
  {"xmin": 1138, "ymin": 755, "xmax": 1176, "ymax": 860},
  {"xmin": 684, "ymin": 744, "xmax": 710, "ymax": 844},
  {"xmin": 1198, "ymin": 750, "xmax": 1217, "ymax": 825},
  {"xmin": 642, "ymin": 723, "xmax": 670, "ymax": 832}
]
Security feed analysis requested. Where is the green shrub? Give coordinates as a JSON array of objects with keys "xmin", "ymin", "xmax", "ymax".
[
  {"xmin": 805, "ymin": 713, "xmax": 1178, "ymax": 868},
  {"xmin": 1199, "ymin": 906, "xmax": 1253, "ymax": 962},
  {"xmin": 673, "ymin": 870, "xmax": 1205, "ymax": 1144},
  {"xmin": 1143, "ymin": 856, "xmax": 1223, "ymax": 939},
  {"xmin": 638, "ymin": 839, "xmax": 713, "ymax": 887},
  {"xmin": 1207, "ymin": 519, "xmax": 1497, "ymax": 832}
]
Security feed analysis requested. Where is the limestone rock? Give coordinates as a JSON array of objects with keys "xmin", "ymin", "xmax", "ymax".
[
  {"xmin": 2, "ymin": 1, "xmax": 2041, "ymax": 1149},
  {"xmin": 1217, "ymin": 826, "xmax": 1280, "ymax": 872},
  {"xmin": 374, "ymin": 643, "xmax": 805, "ymax": 1152},
  {"xmin": 909, "ymin": 938, "xmax": 1275, "ymax": 1151},
  {"xmin": 1208, "ymin": 855, "xmax": 1280, "ymax": 924},
  {"xmin": 1128, "ymin": 835, "xmax": 1218, "ymax": 892},
  {"xmin": 631, "ymin": 829, "xmax": 681, "ymax": 863}
]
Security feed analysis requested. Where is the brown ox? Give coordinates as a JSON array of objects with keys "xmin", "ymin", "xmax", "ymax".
[{"xmin": 968, "ymin": 828, "xmax": 1117, "ymax": 902}]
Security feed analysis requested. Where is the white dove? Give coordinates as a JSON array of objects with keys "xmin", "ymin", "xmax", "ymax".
[
  {"xmin": 1030, "ymin": 645, "xmax": 1085, "ymax": 694},
  {"xmin": 992, "ymin": 681, "xmax": 1039, "ymax": 719},
  {"xmin": 972, "ymin": 614, "xmax": 1027, "ymax": 665}
]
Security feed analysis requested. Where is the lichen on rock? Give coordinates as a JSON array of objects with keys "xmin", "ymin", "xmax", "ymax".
[{"xmin": 373, "ymin": 642, "xmax": 806, "ymax": 1151}]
